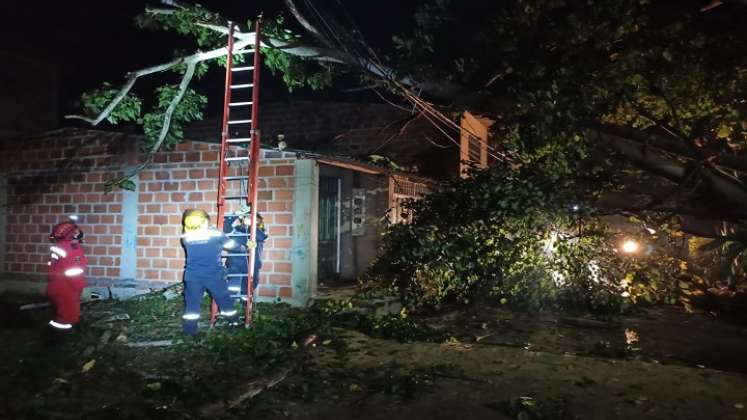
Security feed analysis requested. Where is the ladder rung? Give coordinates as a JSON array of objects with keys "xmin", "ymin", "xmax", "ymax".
[
  {"xmin": 230, "ymin": 84, "xmax": 254, "ymax": 89},
  {"xmin": 229, "ymin": 101, "xmax": 253, "ymax": 107},
  {"xmin": 226, "ymin": 232, "xmax": 250, "ymax": 237},
  {"xmin": 225, "ymin": 253, "xmax": 252, "ymax": 257},
  {"xmin": 227, "ymin": 138, "xmax": 252, "ymax": 143},
  {"xmin": 228, "ymin": 119, "xmax": 252, "ymax": 124},
  {"xmin": 223, "ymin": 195, "xmax": 247, "ymax": 200},
  {"xmin": 225, "ymin": 156, "xmax": 250, "ymax": 162},
  {"xmin": 232, "ymin": 66, "xmax": 255, "ymax": 72},
  {"xmin": 226, "ymin": 273, "xmax": 249, "ymax": 277},
  {"xmin": 224, "ymin": 212, "xmax": 251, "ymax": 218},
  {"xmin": 224, "ymin": 176, "xmax": 250, "ymax": 181}
]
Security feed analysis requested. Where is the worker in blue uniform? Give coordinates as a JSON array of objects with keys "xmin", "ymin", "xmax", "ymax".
[
  {"xmin": 250, "ymin": 214, "xmax": 269, "ymax": 293},
  {"xmin": 223, "ymin": 214, "xmax": 249, "ymax": 296},
  {"xmin": 223, "ymin": 210, "xmax": 269, "ymax": 300},
  {"xmin": 180, "ymin": 209, "xmax": 239, "ymax": 335}
]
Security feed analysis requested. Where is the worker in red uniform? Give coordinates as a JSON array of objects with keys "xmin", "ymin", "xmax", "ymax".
[{"xmin": 46, "ymin": 216, "xmax": 88, "ymax": 332}]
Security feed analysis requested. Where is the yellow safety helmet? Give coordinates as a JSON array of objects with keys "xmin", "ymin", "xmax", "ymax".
[{"xmin": 183, "ymin": 209, "xmax": 209, "ymax": 232}]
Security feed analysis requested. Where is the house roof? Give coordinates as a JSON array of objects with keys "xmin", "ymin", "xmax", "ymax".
[
  {"xmin": 184, "ymin": 99, "xmax": 458, "ymax": 180},
  {"xmin": 290, "ymin": 149, "xmax": 437, "ymax": 186}
]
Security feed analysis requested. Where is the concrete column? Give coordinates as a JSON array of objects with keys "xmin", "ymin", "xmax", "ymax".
[
  {"xmin": 119, "ymin": 174, "xmax": 139, "ymax": 280},
  {"xmin": 288, "ymin": 159, "xmax": 319, "ymax": 306}
]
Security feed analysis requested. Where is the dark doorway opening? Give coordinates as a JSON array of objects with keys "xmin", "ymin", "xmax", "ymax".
[{"xmin": 318, "ymin": 175, "xmax": 341, "ymax": 282}]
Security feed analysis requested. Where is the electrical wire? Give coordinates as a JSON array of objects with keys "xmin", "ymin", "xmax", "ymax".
[{"xmin": 302, "ymin": 0, "xmax": 515, "ymax": 166}]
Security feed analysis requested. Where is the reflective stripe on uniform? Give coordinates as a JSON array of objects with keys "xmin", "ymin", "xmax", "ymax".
[
  {"xmin": 49, "ymin": 320, "xmax": 73, "ymax": 329},
  {"xmin": 223, "ymin": 239, "xmax": 237, "ymax": 249},
  {"xmin": 220, "ymin": 310, "xmax": 238, "ymax": 317},
  {"xmin": 64, "ymin": 267, "xmax": 84, "ymax": 277},
  {"xmin": 182, "ymin": 313, "xmax": 200, "ymax": 320},
  {"xmin": 228, "ymin": 286, "xmax": 240, "ymax": 291},
  {"xmin": 181, "ymin": 230, "xmax": 223, "ymax": 243},
  {"xmin": 50, "ymin": 246, "xmax": 67, "ymax": 258}
]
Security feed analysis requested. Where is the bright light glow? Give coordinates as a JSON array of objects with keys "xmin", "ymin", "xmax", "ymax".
[
  {"xmin": 64, "ymin": 267, "xmax": 84, "ymax": 277},
  {"xmin": 645, "ymin": 227, "xmax": 656, "ymax": 234},
  {"xmin": 572, "ymin": 204, "xmax": 580, "ymax": 212},
  {"xmin": 621, "ymin": 239, "xmax": 640, "ymax": 254},
  {"xmin": 587, "ymin": 260, "xmax": 601, "ymax": 283},
  {"xmin": 543, "ymin": 231, "xmax": 559, "ymax": 256},
  {"xmin": 625, "ymin": 329, "xmax": 639, "ymax": 346},
  {"xmin": 551, "ymin": 270, "xmax": 565, "ymax": 286},
  {"xmin": 69, "ymin": 215, "xmax": 79, "ymax": 221},
  {"xmin": 182, "ymin": 313, "xmax": 200, "ymax": 320}
]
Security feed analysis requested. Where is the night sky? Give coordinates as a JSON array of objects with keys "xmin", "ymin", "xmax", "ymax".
[{"xmin": 0, "ymin": 0, "xmax": 417, "ymax": 122}]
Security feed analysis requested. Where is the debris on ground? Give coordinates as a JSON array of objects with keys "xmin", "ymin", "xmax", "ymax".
[{"xmin": 1, "ymin": 293, "xmax": 747, "ymax": 420}]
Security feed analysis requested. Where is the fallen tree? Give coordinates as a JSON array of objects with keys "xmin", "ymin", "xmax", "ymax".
[{"xmin": 71, "ymin": 0, "xmax": 747, "ymax": 296}]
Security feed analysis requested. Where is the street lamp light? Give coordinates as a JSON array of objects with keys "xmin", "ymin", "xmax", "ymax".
[{"xmin": 621, "ymin": 239, "xmax": 639, "ymax": 254}]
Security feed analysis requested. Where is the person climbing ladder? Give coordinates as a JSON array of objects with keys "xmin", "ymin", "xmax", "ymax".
[{"xmin": 180, "ymin": 209, "xmax": 239, "ymax": 335}]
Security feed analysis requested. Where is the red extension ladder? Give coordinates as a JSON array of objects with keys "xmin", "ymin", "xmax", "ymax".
[{"xmin": 211, "ymin": 20, "xmax": 263, "ymax": 327}]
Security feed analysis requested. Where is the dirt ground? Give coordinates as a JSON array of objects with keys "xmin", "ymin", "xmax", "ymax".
[{"xmin": 1, "ymin": 293, "xmax": 746, "ymax": 420}]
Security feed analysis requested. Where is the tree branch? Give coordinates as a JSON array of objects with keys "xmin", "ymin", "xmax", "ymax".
[
  {"xmin": 195, "ymin": 21, "xmax": 514, "ymax": 113},
  {"xmin": 65, "ymin": 39, "xmax": 252, "ymax": 126},
  {"xmin": 284, "ymin": 0, "xmax": 334, "ymax": 48},
  {"xmin": 144, "ymin": 7, "xmax": 176, "ymax": 16},
  {"xmin": 597, "ymin": 128, "xmax": 747, "ymax": 212},
  {"xmin": 149, "ymin": 62, "xmax": 196, "ymax": 154}
]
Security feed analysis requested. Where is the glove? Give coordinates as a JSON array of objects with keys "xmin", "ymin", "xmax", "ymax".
[{"xmin": 247, "ymin": 240, "xmax": 257, "ymax": 250}]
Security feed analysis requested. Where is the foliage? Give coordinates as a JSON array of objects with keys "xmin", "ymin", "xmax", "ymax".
[
  {"xmin": 81, "ymin": 83, "xmax": 142, "ymax": 125},
  {"xmin": 260, "ymin": 14, "xmax": 337, "ymax": 91},
  {"xmin": 689, "ymin": 232, "xmax": 747, "ymax": 291},
  {"xmin": 360, "ymin": 0, "xmax": 747, "ymax": 311},
  {"xmin": 140, "ymin": 86, "xmax": 207, "ymax": 150},
  {"xmin": 80, "ymin": 5, "xmax": 336, "ymax": 157},
  {"xmin": 393, "ymin": 0, "xmax": 746, "ymax": 145},
  {"xmin": 391, "ymin": 0, "xmax": 746, "ymax": 221},
  {"xmin": 176, "ymin": 302, "xmax": 329, "ymax": 370},
  {"xmin": 370, "ymin": 164, "xmax": 692, "ymax": 313}
]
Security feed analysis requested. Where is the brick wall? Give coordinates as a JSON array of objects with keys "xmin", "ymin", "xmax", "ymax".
[
  {"xmin": 0, "ymin": 128, "xmax": 135, "ymax": 283},
  {"xmin": 136, "ymin": 143, "xmax": 297, "ymax": 300},
  {"xmin": 0, "ymin": 128, "xmax": 299, "ymax": 301}
]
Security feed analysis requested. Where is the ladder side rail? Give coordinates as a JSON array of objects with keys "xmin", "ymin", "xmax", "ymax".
[
  {"xmin": 212, "ymin": 22, "xmax": 236, "ymax": 326},
  {"xmin": 245, "ymin": 21, "xmax": 263, "ymax": 325},
  {"xmin": 216, "ymin": 22, "xmax": 237, "ymax": 231}
]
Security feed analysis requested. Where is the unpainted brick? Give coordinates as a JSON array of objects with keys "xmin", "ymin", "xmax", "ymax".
[
  {"xmin": 257, "ymin": 286, "xmax": 276, "ymax": 297},
  {"xmin": 269, "ymin": 274, "xmax": 291, "ymax": 286}
]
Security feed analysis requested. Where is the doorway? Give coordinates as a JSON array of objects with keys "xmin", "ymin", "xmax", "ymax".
[{"xmin": 317, "ymin": 175, "xmax": 341, "ymax": 281}]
